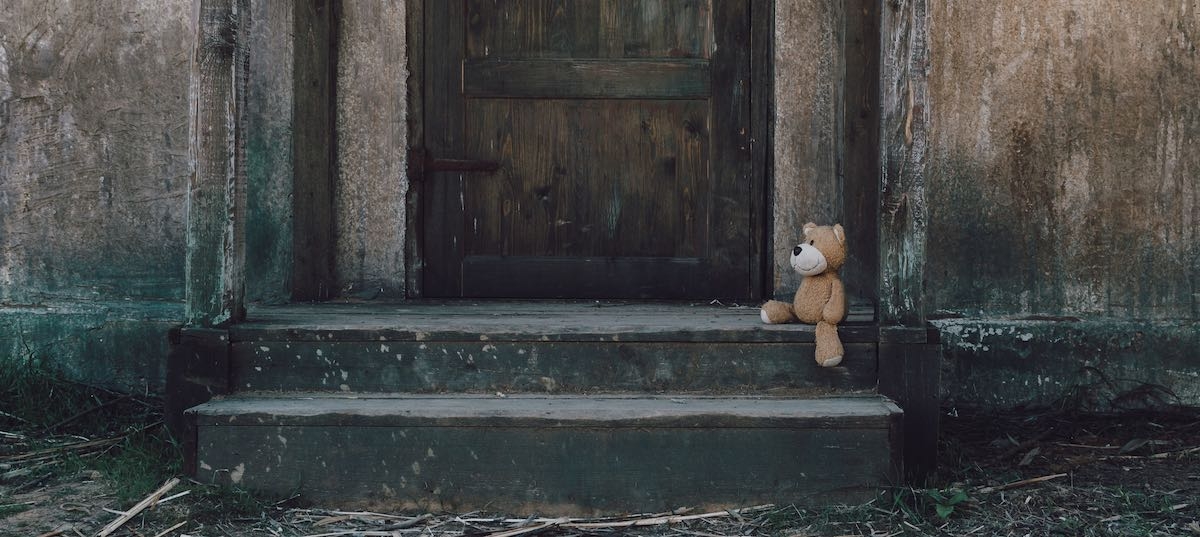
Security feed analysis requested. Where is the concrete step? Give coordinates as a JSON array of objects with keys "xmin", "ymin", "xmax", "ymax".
[
  {"xmin": 187, "ymin": 393, "xmax": 902, "ymax": 513},
  {"xmin": 228, "ymin": 301, "xmax": 879, "ymax": 394}
]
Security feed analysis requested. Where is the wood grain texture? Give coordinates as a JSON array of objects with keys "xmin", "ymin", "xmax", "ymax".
[
  {"xmin": 878, "ymin": 0, "xmax": 930, "ymax": 326},
  {"xmin": 466, "ymin": 0, "xmax": 713, "ymax": 60},
  {"xmin": 463, "ymin": 59, "xmax": 710, "ymax": 99},
  {"xmin": 423, "ymin": 0, "xmax": 757, "ymax": 300},
  {"xmin": 186, "ymin": 0, "xmax": 249, "ymax": 326},
  {"xmin": 841, "ymin": 0, "xmax": 880, "ymax": 304},
  {"xmin": 291, "ymin": 0, "xmax": 336, "ymax": 300},
  {"xmin": 405, "ymin": 0, "xmax": 427, "ymax": 297},
  {"xmin": 878, "ymin": 343, "xmax": 941, "ymax": 483}
]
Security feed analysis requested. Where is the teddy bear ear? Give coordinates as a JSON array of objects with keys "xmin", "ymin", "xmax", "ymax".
[
  {"xmin": 833, "ymin": 224, "xmax": 845, "ymax": 244},
  {"xmin": 803, "ymin": 222, "xmax": 817, "ymax": 236}
]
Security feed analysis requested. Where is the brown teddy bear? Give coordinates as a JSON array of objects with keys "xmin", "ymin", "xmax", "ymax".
[{"xmin": 760, "ymin": 223, "xmax": 847, "ymax": 367}]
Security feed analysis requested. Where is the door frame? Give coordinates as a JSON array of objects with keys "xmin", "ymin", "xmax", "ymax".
[{"xmin": 404, "ymin": 0, "xmax": 775, "ymax": 300}]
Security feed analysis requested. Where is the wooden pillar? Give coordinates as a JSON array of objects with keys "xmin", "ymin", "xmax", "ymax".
[
  {"xmin": 878, "ymin": 0, "xmax": 929, "ymax": 328},
  {"xmin": 877, "ymin": 0, "xmax": 938, "ymax": 483},
  {"xmin": 186, "ymin": 0, "xmax": 250, "ymax": 326},
  {"xmin": 291, "ymin": 0, "xmax": 338, "ymax": 301}
]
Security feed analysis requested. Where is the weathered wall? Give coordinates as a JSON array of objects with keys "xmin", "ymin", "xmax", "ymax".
[
  {"xmin": 0, "ymin": 1, "xmax": 192, "ymax": 391},
  {"xmin": 244, "ymin": 0, "xmax": 295, "ymax": 304},
  {"xmin": 334, "ymin": 1, "xmax": 408, "ymax": 298},
  {"xmin": 927, "ymin": 1, "xmax": 1200, "ymax": 409},
  {"xmin": 772, "ymin": 1, "xmax": 843, "ymax": 296},
  {"xmin": 0, "ymin": 0, "xmax": 193, "ymax": 302},
  {"xmin": 927, "ymin": 1, "xmax": 1199, "ymax": 320}
]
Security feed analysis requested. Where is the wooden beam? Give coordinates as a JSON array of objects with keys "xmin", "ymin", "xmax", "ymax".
[
  {"xmin": 186, "ymin": 0, "xmax": 250, "ymax": 326},
  {"xmin": 878, "ymin": 0, "xmax": 930, "ymax": 326},
  {"xmin": 463, "ymin": 59, "xmax": 712, "ymax": 99},
  {"xmin": 291, "ymin": 0, "xmax": 338, "ymax": 301}
]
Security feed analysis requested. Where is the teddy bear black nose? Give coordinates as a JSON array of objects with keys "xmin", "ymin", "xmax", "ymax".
[{"xmin": 792, "ymin": 245, "xmax": 803, "ymax": 256}]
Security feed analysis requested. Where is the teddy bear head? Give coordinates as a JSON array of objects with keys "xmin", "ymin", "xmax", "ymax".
[{"xmin": 788, "ymin": 223, "xmax": 846, "ymax": 276}]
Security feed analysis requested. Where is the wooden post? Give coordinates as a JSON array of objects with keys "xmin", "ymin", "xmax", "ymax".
[
  {"xmin": 291, "ymin": 0, "xmax": 338, "ymax": 301},
  {"xmin": 186, "ymin": 0, "xmax": 250, "ymax": 326},
  {"xmin": 877, "ymin": 0, "xmax": 937, "ymax": 483},
  {"xmin": 878, "ymin": 0, "xmax": 929, "ymax": 327}
]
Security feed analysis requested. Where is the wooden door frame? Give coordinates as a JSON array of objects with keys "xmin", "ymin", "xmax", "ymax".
[{"xmin": 403, "ymin": 0, "xmax": 775, "ymax": 300}]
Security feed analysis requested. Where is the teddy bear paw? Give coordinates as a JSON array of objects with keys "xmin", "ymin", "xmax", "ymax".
[{"xmin": 817, "ymin": 355, "xmax": 843, "ymax": 368}]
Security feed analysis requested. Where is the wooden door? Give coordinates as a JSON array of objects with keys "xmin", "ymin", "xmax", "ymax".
[{"xmin": 421, "ymin": 0, "xmax": 755, "ymax": 299}]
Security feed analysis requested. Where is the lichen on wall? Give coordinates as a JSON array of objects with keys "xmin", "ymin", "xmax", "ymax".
[
  {"xmin": 0, "ymin": 0, "xmax": 193, "ymax": 302},
  {"xmin": 927, "ymin": 1, "xmax": 1200, "ymax": 319}
]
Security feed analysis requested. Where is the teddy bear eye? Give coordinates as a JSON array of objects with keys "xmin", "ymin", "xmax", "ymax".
[{"xmin": 808, "ymin": 240, "xmax": 815, "ymax": 245}]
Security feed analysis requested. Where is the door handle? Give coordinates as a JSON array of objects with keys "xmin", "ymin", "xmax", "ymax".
[{"xmin": 409, "ymin": 148, "xmax": 500, "ymax": 181}]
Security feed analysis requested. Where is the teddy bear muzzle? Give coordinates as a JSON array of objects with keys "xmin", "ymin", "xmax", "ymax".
[{"xmin": 789, "ymin": 244, "xmax": 828, "ymax": 276}]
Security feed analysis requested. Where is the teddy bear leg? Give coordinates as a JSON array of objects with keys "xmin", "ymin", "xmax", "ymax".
[
  {"xmin": 760, "ymin": 300, "xmax": 798, "ymax": 324},
  {"xmin": 814, "ymin": 321, "xmax": 844, "ymax": 367}
]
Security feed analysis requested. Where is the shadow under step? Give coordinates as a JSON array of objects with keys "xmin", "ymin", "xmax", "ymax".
[{"xmin": 187, "ymin": 393, "xmax": 902, "ymax": 514}]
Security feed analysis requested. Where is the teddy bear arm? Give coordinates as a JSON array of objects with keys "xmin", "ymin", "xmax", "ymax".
[{"xmin": 821, "ymin": 277, "xmax": 847, "ymax": 324}]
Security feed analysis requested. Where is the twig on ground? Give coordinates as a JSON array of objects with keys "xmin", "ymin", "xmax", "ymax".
[
  {"xmin": 151, "ymin": 520, "xmax": 188, "ymax": 537},
  {"xmin": 977, "ymin": 473, "xmax": 1068, "ymax": 494},
  {"xmin": 96, "ymin": 477, "xmax": 180, "ymax": 537}
]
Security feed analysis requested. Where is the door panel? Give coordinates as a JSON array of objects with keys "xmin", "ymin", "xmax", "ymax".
[{"xmin": 422, "ymin": 0, "xmax": 753, "ymax": 299}]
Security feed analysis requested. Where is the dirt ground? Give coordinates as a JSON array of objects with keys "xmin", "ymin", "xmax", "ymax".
[{"xmin": 3, "ymin": 407, "xmax": 1199, "ymax": 537}]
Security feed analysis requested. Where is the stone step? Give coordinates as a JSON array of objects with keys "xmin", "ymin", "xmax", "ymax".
[
  {"xmin": 228, "ymin": 301, "xmax": 879, "ymax": 394},
  {"xmin": 187, "ymin": 393, "xmax": 902, "ymax": 513}
]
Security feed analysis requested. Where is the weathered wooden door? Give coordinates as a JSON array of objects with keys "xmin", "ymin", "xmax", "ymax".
[{"xmin": 420, "ymin": 0, "xmax": 755, "ymax": 299}]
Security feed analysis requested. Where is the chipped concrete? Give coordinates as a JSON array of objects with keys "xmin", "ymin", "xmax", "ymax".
[{"xmin": 936, "ymin": 317, "xmax": 1200, "ymax": 410}]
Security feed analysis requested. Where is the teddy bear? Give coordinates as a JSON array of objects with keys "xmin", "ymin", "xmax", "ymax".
[{"xmin": 760, "ymin": 223, "xmax": 847, "ymax": 367}]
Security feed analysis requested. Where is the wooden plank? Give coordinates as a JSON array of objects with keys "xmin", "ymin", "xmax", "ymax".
[
  {"xmin": 707, "ymin": 0, "xmax": 753, "ymax": 298},
  {"xmin": 462, "ymin": 59, "xmax": 711, "ymax": 99},
  {"xmin": 749, "ymin": 0, "xmax": 773, "ymax": 299},
  {"xmin": 405, "ymin": 0, "xmax": 426, "ymax": 297},
  {"xmin": 461, "ymin": 99, "xmax": 710, "ymax": 261},
  {"xmin": 186, "ymin": 0, "xmax": 249, "ymax": 326},
  {"xmin": 229, "ymin": 341, "xmax": 878, "ymax": 393},
  {"xmin": 421, "ymin": 0, "xmax": 468, "ymax": 296},
  {"xmin": 841, "ymin": 0, "xmax": 881, "ymax": 304},
  {"xmin": 878, "ymin": 343, "xmax": 941, "ymax": 483},
  {"xmin": 291, "ymin": 0, "xmax": 337, "ymax": 300},
  {"xmin": 878, "ymin": 0, "xmax": 930, "ymax": 326},
  {"xmin": 461, "ymin": 256, "xmax": 710, "ymax": 299}
]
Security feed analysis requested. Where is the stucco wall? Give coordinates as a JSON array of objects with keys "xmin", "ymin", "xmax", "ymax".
[
  {"xmin": 0, "ymin": 0, "xmax": 193, "ymax": 303},
  {"xmin": 772, "ymin": 1, "xmax": 842, "ymax": 296},
  {"xmin": 927, "ymin": 1, "xmax": 1199, "ymax": 320},
  {"xmin": 334, "ymin": 2, "xmax": 409, "ymax": 298}
]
